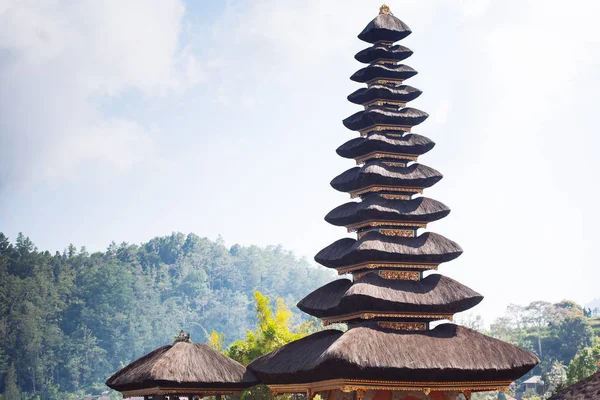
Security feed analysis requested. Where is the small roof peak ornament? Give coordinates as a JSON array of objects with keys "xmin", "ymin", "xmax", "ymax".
[
  {"xmin": 174, "ymin": 329, "xmax": 191, "ymax": 343},
  {"xmin": 379, "ymin": 4, "xmax": 392, "ymax": 15}
]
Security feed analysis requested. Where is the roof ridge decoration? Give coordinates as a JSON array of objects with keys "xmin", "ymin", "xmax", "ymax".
[
  {"xmin": 380, "ymin": 4, "xmax": 392, "ymax": 15},
  {"xmin": 174, "ymin": 329, "xmax": 192, "ymax": 343},
  {"xmin": 247, "ymin": 5, "xmax": 539, "ymax": 398}
]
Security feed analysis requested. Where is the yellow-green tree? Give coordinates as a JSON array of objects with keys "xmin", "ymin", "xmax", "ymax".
[
  {"xmin": 207, "ymin": 331, "xmax": 225, "ymax": 352},
  {"xmin": 227, "ymin": 291, "xmax": 311, "ymax": 365}
]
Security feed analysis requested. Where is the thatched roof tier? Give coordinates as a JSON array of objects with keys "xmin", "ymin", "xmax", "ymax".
[
  {"xmin": 325, "ymin": 196, "xmax": 450, "ymax": 227},
  {"xmin": 348, "ymin": 85, "xmax": 422, "ymax": 106},
  {"xmin": 343, "ymin": 107, "xmax": 428, "ymax": 132},
  {"xmin": 247, "ymin": 324, "xmax": 539, "ymax": 385},
  {"xmin": 330, "ymin": 162, "xmax": 442, "ymax": 194},
  {"xmin": 358, "ymin": 6, "xmax": 412, "ymax": 43},
  {"xmin": 336, "ymin": 134, "xmax": 435, "ymax": 162},
  {"xmin": 105, "ymin": 341, "xmax": 257, "ymax": 394},
  {"xmin": 548, "ymin": 371, "xmax": 600, "ymax": 400},
  {"xmin": 355, "ymin": 44, "xmax": 413, "ymax": 64},
  {"xmin": 314, "ymin": 231, "xmax": 463, "ymax": 269},
  {"xmin": 297, "ymin": 273, "xmax": 483, "ymax": 320},
  {"xmin": 350, "ymin": 64, "xmax": 417, "ymax": 83}
]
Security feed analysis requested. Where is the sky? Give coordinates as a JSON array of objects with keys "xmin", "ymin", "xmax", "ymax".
[{"xmin": 1, "ymin": 0, "xmax": 599, "ymax": 324}]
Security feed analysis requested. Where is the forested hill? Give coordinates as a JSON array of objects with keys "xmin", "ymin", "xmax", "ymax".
[{"xmin": 0, "ymin": 232, "xmax": 333, "ymax": 396}]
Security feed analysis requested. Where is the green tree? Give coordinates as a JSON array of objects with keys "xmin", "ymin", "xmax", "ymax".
[
  {"xmin": 566, "ymin": 344, "xmax": 600, "ymax": 384},
  {"xmin": 3, "ymin": 362, "xmax": 21, "ymax": 400},
  {"xmin": 524, "ymin": 301, "xmax": 556, "ymax": 359},
  {"xmin": 227, "ymin": 292, "xmax": 309, "ymax": 365}
]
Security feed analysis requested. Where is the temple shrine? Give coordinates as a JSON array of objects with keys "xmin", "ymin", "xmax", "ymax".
[
  {"xmin": 107, "ymin": 5, "xmax": 539, "ymax": 400},
  {"xmin": 247, "ymin": 5, "xmax": 539, "ymax": 400}
]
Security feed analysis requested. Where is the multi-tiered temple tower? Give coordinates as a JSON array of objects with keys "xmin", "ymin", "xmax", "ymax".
[{"xmin": 248, "ymin": 5, "xmax": 539, "ymax": 400}]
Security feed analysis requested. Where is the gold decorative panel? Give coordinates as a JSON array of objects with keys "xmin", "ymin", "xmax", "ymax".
[
  {"xmin": 347, "ymin": 220, "xmax": 427, "ymax": 232},
  {"xmin": 337, "ymin": 262, "xmax": 438, "ymax": 275},
  {"xmin": 322, "ymin": 311, "xmax": 453, "ymax": 325},
  {"xmin": 378, "ymin": 270, "xmax": 420, "ymax": 281},
  {"xmin": 364, "ymin": 100, "xmax": 406, "ymax": 109},
  {"xmin": 381, "ymin": 194, "xmax": 410, "ymax": 200},
  {"xmin": 269, "ymin": 379, "xmax": 512, "ymax": 398},
  {"xmin": 379, "ymin": 229, "xmax": 415, "ymax": 237},
  {"xmin": 367, "ymin": 78, "xmax": 404, "ymax": 87},
  {"xmin": 382, "ymin": 161, "xmax": 407, "ymax": 167},
  {"xmin": 378, "ymin": 322, "xmax": 427, "ymax": 331}
]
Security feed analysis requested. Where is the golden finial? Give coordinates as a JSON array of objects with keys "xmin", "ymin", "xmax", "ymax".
[{"xmin": 379, "ymin": 4, "xmax": 392, "ymax": 15}]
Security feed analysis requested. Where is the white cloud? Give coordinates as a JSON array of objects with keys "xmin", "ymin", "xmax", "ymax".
[{"xmin": 0, "ymin": 0, "xmax": 201, "ymax": 187}]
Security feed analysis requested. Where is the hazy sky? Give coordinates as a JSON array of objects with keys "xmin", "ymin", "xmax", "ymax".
[{"xmin": 1, "ymin": 0, "xmax": 599, "ymax": 324}]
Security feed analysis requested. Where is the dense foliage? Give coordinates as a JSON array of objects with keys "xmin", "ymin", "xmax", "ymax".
[
  {"xmin": 0, "ymin": 232, "xmax": 332, "ymax": 399},
  {"xmin": 1, "ymin": 231, "xmax": 598, "ymax": 400},
  {"xmin": 470, "ymin": 300, "xmax": 599, "ymax": 399}
]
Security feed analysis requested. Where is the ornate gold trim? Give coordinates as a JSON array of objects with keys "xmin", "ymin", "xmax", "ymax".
[
  {"xmin": 355, "ymin": 151, "xmax": 419, "ymax": 165},
  {"xmin": 382, "ymin": 161, "xmax": 407, "ymax": 167},
  {"xmin": 352, "ymin": 271, "xmax": 368, "ymax": 280},
  {"xmin": 367, "ymin": 78, "xmax": 404, "ymax": 87},
  {"xmin": 360, "ymin": 125, "xmax": 412, "ymax": 136},
  {"xmin": 378, "ymin": 321, "xmax": 427, "ymax": 331},
  {"xmin": 380, "ymin": 229, "xmax": 415, "ymax": 237},
  {"xmin": 381, "ymin": 194, "xmax": 411, "ymax": 200},
  {"xmin": 121, "ymin": 386, "xmax": 247, "ymax": 397},
  {"xmin": 358, "ymin": 229, "xmax": 415, "ymax": 239},
  {"xmin": 378, "ymin": 270, "xmax": 420, "ymax": 281},
  {"xmin": 364, "ymin": 99, "xmax": 406, "ymax": 109},
  {"xmin": 337, "ymin": 261, "xmax": 438, "ymax": 275},
  {"xmin": 268, "ymin": 378, "xmax": 512, "ymax": 395},
  {"xmin": 347, "ymin": 220, "xmax": 428, "ymax": 232},
  {"xmin": 322, "ymin": 311, "xmax": 453, "ymax": 325},
  {"xmin": 350, "ymin": 185, "xmax": 423, "ymax": 198}
]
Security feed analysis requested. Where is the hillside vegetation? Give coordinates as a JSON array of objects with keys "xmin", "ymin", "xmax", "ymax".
[{"xmin": 0, "ymin": 232, "xmax": 332, "ymax": 398}]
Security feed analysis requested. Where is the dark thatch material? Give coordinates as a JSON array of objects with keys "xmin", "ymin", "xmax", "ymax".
[
  {"xmin": 343, "ymin": 107, "xmax": 428, "ymax": 131},
  {"xmin": 247, "ymin": 323, "xmax": 539, "ymax": 384},
  {"xmin": 358, "ymin": 13, "xmax": 411, "ymax": 43},
  {"xmin": 548, "ymin": 371, "xmax": 600, "ymax": 400},
  {"xmin": 354, "ymin": 44, "xmax": 413, "ymax": 63},
  {"xmin": 325, "ymin": 196, "xmax": 450, "ymax": 227},
  {"xmin": 297, "ymin": 273, "xmax": 483, "ymax": 318},
  {"xmin": 351, "ymin": 64, "xmax": 417, "ymax": 83},
  {"xmin": 330, "ymin": 162, "xmax": 442, "ymax": 193},
  {"xmin": 314, "ymin": 231, "xmax": 463, "ymax": 269},
  {"xmin": 348, "ymin": 85, "xmax": 422, "ymax": 105},
  {"xmin": 336, "ymin": 133, "xmax": 435, "ymax": 160},
  {"xmin": 105, "ymin": 341, "xmax": 258, "ymax": 392}
]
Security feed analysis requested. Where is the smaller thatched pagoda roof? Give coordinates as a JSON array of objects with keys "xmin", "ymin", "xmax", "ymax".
[
  {"xmin": 358, "ymin": 5, "xmax": 412, "ymax": 43},
  {"xmin": 297, "ymin": 273, "xmax": 483, "ymax": 320},
  {"xmin": 330, "ymin": 162, "xmax": 442, "ymax": 194},
  {"xmin": 348, "ymin": 84, "xmax": 422, "ymax": 106},
  {"xmin": 548, "ymin": 371, "xmax": 600, "ymax": 400},
  {"xmin": 350, "ymin": 63, "xmax": 417, "ymax": 83},
  {"xmin": 325, "ymin": 196, "xmax": 450, "ymax": 227},
  {"xmin": 355, "ymin": 43, "xmax": 413, "ymax": 63},
  {"xmin": 314, "ymin": 231, "xmax": 463, "ymax": 269},
  {"xmin": 105, "ymin": 332, "xmax": 257, "ymax": 398},
  {"xmin": 343, "ymin": 107, "xmax": 428, "ymax": 132},
  {"xmin": 336, "ymin": 133, "xmax": 435, "ymax": 161},
  {"xmin": 248, "ymin": 324, "xmax": 539, "ymax": 385}
]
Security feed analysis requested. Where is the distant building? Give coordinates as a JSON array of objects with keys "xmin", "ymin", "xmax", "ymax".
[{"xmin": 523, "ymin": 375, "xmax": 543, "ymax": 392}]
